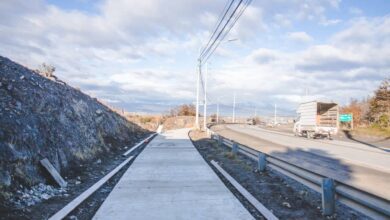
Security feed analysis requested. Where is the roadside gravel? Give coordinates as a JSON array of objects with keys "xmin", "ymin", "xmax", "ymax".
[{"xmin": 189, "ymin": 130, "xmax": 369, "ymax": 220}]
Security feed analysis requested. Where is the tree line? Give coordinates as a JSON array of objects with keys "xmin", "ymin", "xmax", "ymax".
[{"xmin": 340, "ymin": 78, "xmax": 389, "ymax": 128}]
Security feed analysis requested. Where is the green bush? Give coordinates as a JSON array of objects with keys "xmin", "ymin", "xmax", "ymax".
[{"xmin": 377, "ymin": 114, "xmax": 389, "ymax": 128}]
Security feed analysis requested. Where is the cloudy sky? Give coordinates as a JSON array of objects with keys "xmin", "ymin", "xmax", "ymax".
[{"xmin": 0, "ymin": 0, "xmax": 389, "ymax": 116}]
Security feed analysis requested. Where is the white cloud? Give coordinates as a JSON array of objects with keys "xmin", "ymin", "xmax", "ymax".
[
  {"xmin": 273, "ymin": 14, "xmax": 292, "ymax": 27},
  {"xmin": 319, "ymin": 18, "xmax": 341, "ymax": 26},
  {"xmin": 296, "ymin": 45, "xmax": 361, "ymax": 72},
  {"xmin": 0, "ymin": 0, "xmax": 387, "ymax": 115},
  {"xmin": 287, "ymin": 31, "xmax": 313, "ymax": 43},
  {"xmin": 211, "ymin": 16, "xmax": 390, "ymax": 113},
  {"xmin": 349, "ymin": 7, "xmax": 363, "ymax": 16},
  {"xmin": 247, "ymin": 48, "xmax": 282, "ymax": 64}
]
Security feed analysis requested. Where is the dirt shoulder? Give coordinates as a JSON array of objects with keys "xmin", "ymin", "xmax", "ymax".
[{"xmin": 189, "ymin": 130, "xmax": 369, "ymax": 220}]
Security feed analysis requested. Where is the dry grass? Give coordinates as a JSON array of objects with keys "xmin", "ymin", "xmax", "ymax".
[
  {"xmin": 162, "ymin": 116, "xmax": 196, "ymax": 131},
  {"xmin": 188, "ymin": 129, "xmax": 207, "ymax": 141},
  {"xmin": 224, "ymin": 152, "xmax": 236, "ymax": 160},
  {"xmin": 72, "ymin": 146, "xmax": 102, "ymax": 161},
  {"xmin": 352, "ymin": 126, "xmax": 390, "ymax": 138},
  {"xmin": 125, "ymin": 115, "xmax": 161, "ymax": 131}
]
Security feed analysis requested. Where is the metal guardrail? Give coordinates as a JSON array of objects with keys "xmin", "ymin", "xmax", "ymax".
[{"xmin": 208, "ymin": 130, "xmax": 390, "ymax": 220}]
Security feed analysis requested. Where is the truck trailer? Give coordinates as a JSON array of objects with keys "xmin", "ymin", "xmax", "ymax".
[{"xmin": 293, "ymin": 101, "xmax": 339, "ymax": 139}]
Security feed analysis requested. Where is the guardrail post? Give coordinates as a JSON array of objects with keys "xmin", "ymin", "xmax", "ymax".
[
  {"xmin": 258, "ymin": 153, "xmax": 266, "ymax": 172},
  {"xmin": 321, "ymin": 178, "xmax": 335, "ymax": 216},
  {"xmin": 232, "ymin": 141, "xmax": 238, "ymax": 155},
  {"xmin": 218, "ymin": 135, "xmax": 222, "ymax": 146}
]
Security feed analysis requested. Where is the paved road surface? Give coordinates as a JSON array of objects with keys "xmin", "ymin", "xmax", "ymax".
[
  {"xmin": 93, "ymin": 128, "xmax": 253, "ymax": 220},
  {"xmin": 264, "ymin": 124, "xmax": 390, "ymax": 149},
  {"xmin": 212, "ymin": 124, "xmax": 390, "ymax": 199}
]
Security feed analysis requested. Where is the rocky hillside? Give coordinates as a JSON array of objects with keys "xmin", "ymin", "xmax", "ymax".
[{"xmin": 0, "ymin": 56, "xmax": 148, "ymax": 201}]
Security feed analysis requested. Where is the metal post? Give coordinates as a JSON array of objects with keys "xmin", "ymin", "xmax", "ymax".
[
  {"xmin": 232, "ymin": 93, "xmax": 236, "ymax": 123},
  {"xmin": 195, "ymin": 59, "xmax": 201, "ymax": 129},
  {"xmin": 274, "ymin": 103, "xmax": 277, "ymax": 125},
  {"xmin": 258, "ymin": 153, "xmax": 266, "ymax": 172},
  {"xmin": 232, "ymin": 141, "xmax": 238, "ymax": 154},
  {"xmin": 351, "ymin": 113, "xmax": 354, "ymax": 130},
  {"xmin": 216, "ymin": 99, "xmax": 219, "ymax": 124},
  {"xmin": 321, "ymin": 178, "xmax": 335, "ymax": 216},
  {"xmin": 203, "ymin": 62, "xmax": 208, "ymax": 130},
  {"xmin": 218, "ymin": 135, "xmax": 222, "ymax": 146}
]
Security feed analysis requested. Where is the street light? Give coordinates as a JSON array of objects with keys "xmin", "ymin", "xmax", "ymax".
[
  {"xmin": 203, "ymin": 61, "xmax": 209, "ymax": 130},
  {"xmin": 200, "ymin": 39, "xmax": 238, "ymax": 130},
  {"xmin": 226, "ymin": 38, "xmax": 238, "ymax": 42}
]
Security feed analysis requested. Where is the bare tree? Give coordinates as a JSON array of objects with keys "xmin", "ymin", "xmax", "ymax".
[{"xmin": 170, "ymin": 104, "xmax": 196, "ymax": 116}]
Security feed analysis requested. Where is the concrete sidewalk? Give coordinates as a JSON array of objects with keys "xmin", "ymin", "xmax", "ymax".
[{"xmin": 93, "ymin": 128, "xmax": 253, "ymax": 220}]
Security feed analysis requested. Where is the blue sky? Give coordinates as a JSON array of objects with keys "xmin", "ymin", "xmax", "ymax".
[{"xmin": 0, "ymin": 0, "xmax": 389, "ymax": 116}]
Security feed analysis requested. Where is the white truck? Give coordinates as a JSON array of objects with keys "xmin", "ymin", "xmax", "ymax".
[{"xmin": 293, "ymin": 101, "xmax": 339, "ymax": 139}]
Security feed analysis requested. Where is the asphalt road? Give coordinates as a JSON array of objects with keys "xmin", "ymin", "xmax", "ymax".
[{"xmin": 211, "ymin": 124, "xmax": 390, "ymax": 200}]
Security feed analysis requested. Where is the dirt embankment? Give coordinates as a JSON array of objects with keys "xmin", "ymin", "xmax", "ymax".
[
  {"xmin": 162, "ymin": 116, "xmax": 196, "ymax": 131},
  {"xmin": 126, "ymin": 115, "xmax": 202, "ymax": 133},
  {"xmin": 125, "ymin": 115, "xmax": 161, "ymax": 131},
  {"xmin": 0, "ymin": 56, "xmax": 149, "ymax": 207}
]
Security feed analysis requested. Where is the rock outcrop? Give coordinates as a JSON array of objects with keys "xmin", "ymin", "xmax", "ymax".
[{"xmin": 0, "ymin": 56, "xmax": 147, "ymax": 199}]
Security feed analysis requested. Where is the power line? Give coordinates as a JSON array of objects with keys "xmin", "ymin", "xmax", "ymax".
[
  {"xmin": 199, "ymin": 0, "xmax": 235, "ymax": 58},
  {"xmin": 199, "ymin": 0, "xmax": 247, "ymax": 102},
  {"xmin": 201, "ymin": 0, "xmax": 252, "ymax": 102},
  {"xmin": 203, "ymin": 0, "xmax": 252, "ymax": 63},
  {"xmin": 200, "ymin": 0, "xmax": 244, "ymax": 62},
  {"xmin": 196, "ymin": 0, "xmax": 252, "ymax": 127}
]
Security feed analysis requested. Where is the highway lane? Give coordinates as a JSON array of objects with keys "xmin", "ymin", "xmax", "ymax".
[
  {"xmin": 228, "ymin": 124, "xmax": 390, "ymax": 171},
  {"xmin": 211, "ymin": 124, "xmax": 390, "ymax": 199}
]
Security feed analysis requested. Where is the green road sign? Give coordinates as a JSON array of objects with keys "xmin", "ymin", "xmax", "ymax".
[{"xmin": 340, "ymin": 114, "xmax": 353, "ymax": 122}]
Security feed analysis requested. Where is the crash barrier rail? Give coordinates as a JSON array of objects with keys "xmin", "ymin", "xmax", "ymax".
[{"xmin": 207, "ymin": 130, "xmax": 390, "ymax": 220}]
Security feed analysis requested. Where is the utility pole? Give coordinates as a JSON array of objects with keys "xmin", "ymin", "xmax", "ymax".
[
  {"xmin": 232, "ymin": 93, "xmax": 236, "ymax": 123},
  {"xmin": 195, "ymin": 59, "xmax": 201, "ymax": 129},
  {"xmin": 254, "ymin": 107, "xmax": 257, "ymax": 117},
  {"xmin": 274, "ymin": 103, "xmax": 277, "ymax": 125},
  {"xmin": 203, "ymin": 62, "xmax": 208, "ymax": 130},
  {"xmin": 217, "ymin": 100, "xmax": 220, "ymax": 123},
  {"xmin": 197, "ymin": 39, "xmax": 238, "ymax": 128}
]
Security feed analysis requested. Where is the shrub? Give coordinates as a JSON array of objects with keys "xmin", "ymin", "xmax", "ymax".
[{"xmin": 36, "ymin": 63, "xmax": 56, "ymax": 78}]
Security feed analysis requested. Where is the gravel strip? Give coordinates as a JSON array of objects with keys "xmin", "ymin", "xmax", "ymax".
[{"xmin": 189, "ymin": 130, "xmax": 370, "ymax": 220}]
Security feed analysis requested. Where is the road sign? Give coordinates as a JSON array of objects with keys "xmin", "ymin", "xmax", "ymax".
[{"xmin": 339, "ymin": 114, "xmax": 353, "ymax": 122}]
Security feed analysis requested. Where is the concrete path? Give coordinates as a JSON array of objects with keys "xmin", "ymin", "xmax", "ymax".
[{"xmin": 93, "ymin": 128, "xmax": 253, "ymax": 220}]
